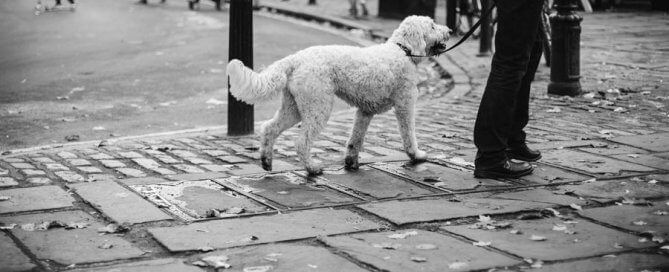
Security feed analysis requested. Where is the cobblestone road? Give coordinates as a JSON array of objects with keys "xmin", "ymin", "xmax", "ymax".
[{"xmin": 1, "ymin": 2, "xmax": 668, "ymax": 271}]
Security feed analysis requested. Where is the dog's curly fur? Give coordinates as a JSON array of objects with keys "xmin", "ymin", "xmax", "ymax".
[{"xmin": 227, "ymin": 16, "xmax": 450, "ymax": 175}]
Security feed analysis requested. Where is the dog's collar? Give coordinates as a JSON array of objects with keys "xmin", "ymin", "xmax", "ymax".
[{"xmin": 396, "ymin": 43, "xmax": 414, "ymax": 57}]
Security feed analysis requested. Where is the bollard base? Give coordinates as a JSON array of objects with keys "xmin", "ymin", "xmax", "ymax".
[{"xmin": 548, "ymin": 81, "xmax": 581, "ymax": 97}]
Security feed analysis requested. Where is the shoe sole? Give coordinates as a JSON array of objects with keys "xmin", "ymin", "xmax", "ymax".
[
  {"xmin": 507, "ymin": 153, "xmax": 542, "ymax": 162},
  {"xmin": 474, "ymin": 168, "xmax": 534, "ymax": 179}
]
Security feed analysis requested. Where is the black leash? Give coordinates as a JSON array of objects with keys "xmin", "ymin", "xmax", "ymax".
[{"xmin": 399, "ymin": 1, "xmax": 497, "ymax": 58}]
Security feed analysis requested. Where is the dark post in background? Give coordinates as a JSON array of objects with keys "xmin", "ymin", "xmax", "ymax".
[
  {"xmin": 548, "ymin": 0, "xmax": 582, "ymax": 96},
  {"xmin": 477, "ymin": 0, "xmax": 493, "ymax": 56},
  {"xmin": 228, "ymin": 0, "xmax": 255, "ymax": 136},
  {"xmin": 445, "ymin": 0, "xmax": 457, "ymax": 31}
]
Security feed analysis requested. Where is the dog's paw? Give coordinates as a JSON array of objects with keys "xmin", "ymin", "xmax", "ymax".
[
  {"xmin": 261, "ymin": 156, "xmax": 273, "ymax": 171},
  {"xmin": 344, "ymin": 155, "xmax": 359, "ymax": 170},
  {"xmin": 409, "ymin": 150, "xmax": 428, "ymax": 162}
]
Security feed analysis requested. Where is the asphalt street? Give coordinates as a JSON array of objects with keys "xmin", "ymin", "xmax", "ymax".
[{"xmin": 0, "ymin": 0, "xmax": 356, "ymax": 150}]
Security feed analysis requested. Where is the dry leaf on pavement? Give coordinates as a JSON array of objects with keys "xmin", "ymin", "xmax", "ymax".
[
  {"xmin": 530, "ymin": 235, "xmax": 547, "ymax": 241},
  {"xmin": 387, "ymin": 230, "xmax": 418, "ymax": 239}
]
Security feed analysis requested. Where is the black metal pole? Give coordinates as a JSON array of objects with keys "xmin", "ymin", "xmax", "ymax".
[
  {"xmin": 548, "ymin": 0, "xmax": 582, "ymax": 96},
  {"xmin": 228, "ymin": 0, "xmax": 255, "ymax": 136},
  {"xmin": 446, "ymin": 0, "xmax": 457, "ymax": 32},
  {"xmin": 477, "ymin": 0, "xmax": 493, "ymax": 57}
]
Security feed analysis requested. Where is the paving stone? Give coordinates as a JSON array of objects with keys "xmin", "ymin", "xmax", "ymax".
[
  {"xmin": 542, "ymin": 149, "xmax": 656, "ymax": 175},
  {"xmin": 116, "ymin": 168, "xmax": 147, "ymax": 178},
  {"xmin": 0, "ymin": 177, "xmax": 19, "ymax": 187},
  {"xmin": 520, "ymin": 164, "xmax": 591, "ymax": 184},
  {"xmin": 184, "ymin": 157, "xmax": 212, "ymax": 165},
  {"xmin": 0, "ymin": 210, "xmax": 145, "ymax": 264},
  {"xmin": 54, "ymin": 171, "xmax": 85, "ymax": 183},
  {"xmin": 172, "ymin": 164, "xmax": 206, "ymax": 173},
  {"xmin": 148, "ymin": 208, "xmax": 382, "ymax": 252},
  {"xmin": 198, "ymin": 164, "xmax": 233, "ymax": 173},
  {"xmin": 166, "ymin": 172, "xmax": 229, "ymax": 181},
  {"xmin": 374, "ymin": 162, "xmax": 484, "ymax": 191},
  {"xmin": 20, "ymin": 169, "xmax": 46, "ymax": 176},
  {"xmin": 45, "ymin": 163, "xmax": 70, "ymax": 171},
  {"xmin": 524, "ymin": 253, "xmax": 669, "ymax": 272},
  {"xmin": 27, "ymin": 177, "xmax": 52, "ymax": 184},
  {"xmin": 229, "ymin": 163, "xmax": 266, "ymax": 176},
  {"xmin": 578, "ymin": 144, "xmax": 650, "ymax": 155},
  {"xmin": 579, "ymin": 200, "xmax": 669, "ymax": 240},
  {"xmin": 99, "ymin": 159, "xmax": 126, "ymax": 168},
  {"xmin": 0, "ymin": 166, "xmax": 8, "ymax": 175},
  {"xmin": 320, "ymin": 166, "xmax": 435, "ymax": 199},
  {"xmin": 170, "ymin": 150, "xmax": 198, "ymax": 158},
  {"xmin": 530, "ymin": 140, "xmax": 607, "ymax": 150},
  {"xmin": 202, "ymin": 149, "xmax": 230, "ymax": 157},
  {"xmin": 2, "ymin": 158, "xmax": 25, "ymax": 163},
  {"xmin": 0, "ymin": 186, "xmax": 74, "ymax": 213},
  {"xmin": 217, "ymin": 155, "xmax": 248, "ymax": 164},
  {"xmin": 131, "ymin": 180, "xmax": 268, "ymax": 221},
  {"xmin": 87, "ymin": 174, "xmax": 116, "ymax": 182},
  {"xmin": 611, "ymin": 153, "xmax": 669, "ymax": 171},
  {"xmin": 89, "ymin": 153, "xmax": 114, "ymax": 160},
  {"xmin": 71, "ymin": 181, "xmax": 172, "ymax": 224},
  {"xmin": 610, "ymin": 133, "xmax": 669, "ymax": 152},
  {"xmin": 556, "ymin": 178, "xmax": 669, "ymax": 202},
  {"xmin": 120, "ymin": 177, "xmax": 169, "ymax": 186},
  {"xmin": 118, "ymin": 151, "xmax": 144, "ymax": 158},
  {"xmin": 10, "ymin": 163, "xmax": 34, "ymax": 169},
  {"xmin": 57, "ymin": 151, "xmax": 78, "ymax": 159},
  {"xmin": 68, "ymin": 159, "xmax": 91, "ymax": 166},
  {"xmin": 78, "ymin": 166, "xmax": 102, "ymax": 173},
  {"xmin": 220, "ymin": 173, "xmax": 358, "ymax": 208},
  {"xmin": 73, "ymin": 259, "xmax": 203, "ymax": 272},
  {"xmin": 358, "ymin": 197, "xmax": 553, "ymax": 225},
  {"xmin": 441, "ymin": 217, "xmax": 650, "ymax": 261},
  {"xmin": 196, "ymin": 243, "xmax": 367, "ymax": 272},
  {"xmin": 490, "ymin": 188, "xmax": 588, "ymax": 206},
  {"xmin": 0, "ymin": 232, "xmax": 37, "ymax": 272},
  {"xmin": 150, "ymin": 153, "xmax": 181, "ymax": 164},
  {"xmin": 321, "ymin": 229, "xmax": 519, "ymax": 272}
]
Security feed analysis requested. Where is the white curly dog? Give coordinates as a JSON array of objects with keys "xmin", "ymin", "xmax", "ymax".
[{"xmin": 227, "ymin": 16, "xmax": 450, "ymax": 175}]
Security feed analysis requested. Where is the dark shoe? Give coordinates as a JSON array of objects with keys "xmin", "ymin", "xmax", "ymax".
[
  {"xmin": 474, "ymin": 159, "xmax": 533, "ymax": 179},
  {"xmin": 506, "ymin": 143, "xmax": 541, "ymax": 162}
]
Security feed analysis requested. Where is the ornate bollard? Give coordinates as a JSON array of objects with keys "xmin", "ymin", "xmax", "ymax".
[
  {"xmin": 228, "ymin": 0, "xmax": 255, "ymax": 136},
  {"xmin": 477, "ymin": 0, "xmax": 493, "ymax": 57},
  {"xmin": 548, "ymin": 0, "xmax": 582, "ymax": 96}
]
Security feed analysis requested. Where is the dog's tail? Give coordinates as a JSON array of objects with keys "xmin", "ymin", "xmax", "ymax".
[{"xmin": 226, "ymin": 59, "xmax": 290, "ymax": 104}]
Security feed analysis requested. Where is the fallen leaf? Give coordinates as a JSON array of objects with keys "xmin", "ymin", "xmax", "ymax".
[
  {"xmin": 569, "ymin": 203, "xmax": 583, "ymax": 211},
  {"xmin": 0, "ymin": 223, "xmax": 17, "ymax": 230},
  {"xmin": 97, "ymin": 223, "xmax": 129, "ymax": 234},
  {"xmin": 388, "ymin": 230, "xmax": 418, "ymax": 239},
  {"xmin": 0, "ymin": 196, "xmax": 10, "ymax": 201},
  {"xmin": 652, "ymin": 236, "xmax": 665, "ymax": 243},
  {"xmin": 544, "ymin": 208, "xmax": 561, "ymax": 217},
  {"xmin": 530, "ymin": 260, "xmax": 544, "ymax": 268},
  {"xmin": 206, "ymin": 98, "xmax": 226, "ymax": 105},
  {"xmin": 21, "ymin": 223, "xmax": 36, "ymax": 231},
  {"xmin": 415, "ymin": 244, "xmax": 438, "ymax": 250},
  {"xmin": 510, "ymin": 229, "xmax": 522, "ymax": 235},
  {"xmin": 410, "ymin": 256, "xmax": 427, "ymax": 263},
  {"xmin": 632, "ymin": 220, "xmax": 648, "ymax": 226},
  {"xmin": 448, "ymin": 261, "xmax": 469, "ymax": 269},
  {"xmin": 199, "ymin": 255, "xmax": 231, "ymax": 269},
  {"xmin": 648, "ymin": 179, "xmax": 658, "ymax": 184},
  {"xmin": 98, "ymin": 243, "xmax": 114, "ymax": 249},
  {"xmin": 198, "ymin": 246, "xmax": 215, "ymax": 252},
  {"xmin": 65, "ymin": 222, "xmax": 89, "ymax": 229},
  {"xmin": 530, "ymin": 235, "xmax": 547, "ymax": 241},
  {"xmin": 372, "ymin": 243, "xmax": 401, "ymax": 250},
  {"xmin": 92, "ymin": 126, "xmax": 106, "ymax": 131},
  {"xmin": 65, "ymin": 135, "xmax": 80, "ymax": 142},
  {"xmin": 243, "ymin": 265, "xmax": 272, "ymax": 272},
  {"xmin": 472, "ymin": 241, "xmax": 491, "ymax": 247},
  {"xmin": 552, "ymin": 224, "xmax": 568, "ymax": 231},
  {"xmin": 613, "ymin": 243, "xmax": 623, "ymax": 249},
  {"xmin": 653, "ymin": 210, "xmax": 667, "ymax": 215},
  {"xmin": 661, "ymin": 245, "xmax": 669, "ymax": 250}
]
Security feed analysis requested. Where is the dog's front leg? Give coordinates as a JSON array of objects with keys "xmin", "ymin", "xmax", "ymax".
[
  {"xmin": 394, "ymin": 97, "xmax": 427, "ymax": 162},
  {"xmin": 345, "ymin": 109, "xmax": 374, "ymax": 170}
]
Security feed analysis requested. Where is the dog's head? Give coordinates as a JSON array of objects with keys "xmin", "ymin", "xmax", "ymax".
[{"xmin": 389, "ymin": 16, "xmax": 451, "ymax": 57}]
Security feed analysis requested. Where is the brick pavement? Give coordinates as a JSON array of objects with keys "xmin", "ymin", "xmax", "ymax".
[{"xmin": 1, "ymin": 2, "xmax": 668, "ymax": 271}]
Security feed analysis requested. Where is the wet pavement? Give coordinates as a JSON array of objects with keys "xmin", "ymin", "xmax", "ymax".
[{"xmin": 1, "ymin": 0, "xmax": 668, "ymax": 271}]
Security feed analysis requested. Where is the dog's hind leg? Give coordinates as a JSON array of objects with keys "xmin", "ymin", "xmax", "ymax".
[
  {"xmin": 294, "ymin": 93, "xmax": 334, "ymax": 176},
  {"xmin": 260, "ymin": 92, "xmax": 301, "ymax": 171},
  {"xmin": 345, "ymin": 109, "xmax": 373, "ymax": 170},
  {"xmin": 394, "ymin": 96, "xmax": 427, "ymax": 163}
]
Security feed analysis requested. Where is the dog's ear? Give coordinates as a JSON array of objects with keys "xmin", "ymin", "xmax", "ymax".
[{"xmin": 392, "ymin": 16, "xmax": 429, "ymax": 56}]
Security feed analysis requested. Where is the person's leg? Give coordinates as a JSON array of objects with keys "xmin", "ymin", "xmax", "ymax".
[
  {"xmin": 508, "ymin": 34, "xmax": 543, "ymax": 146},
  {"xmin": 473, "ymin": 0, "xmax": 542, "ymax": 171}
]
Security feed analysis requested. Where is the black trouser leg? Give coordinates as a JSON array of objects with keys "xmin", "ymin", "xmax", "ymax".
[
  {"xmin": 508, "ymin": 36, "xmax": 543, "ymax": 146},
  {"xmin": 473, "ymin": 0, "xmax": 543, "ymax": 167}
]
